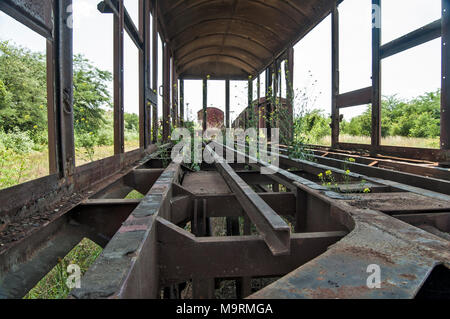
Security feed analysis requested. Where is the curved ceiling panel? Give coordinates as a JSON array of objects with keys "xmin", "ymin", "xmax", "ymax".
[{"xmin": 159, "ymin": 0, "xmax": 336, "ymax": 78}]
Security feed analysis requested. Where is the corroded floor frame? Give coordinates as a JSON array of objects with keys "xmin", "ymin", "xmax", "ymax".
[{"xmin": 62, "ymin": 141, "xmax": 449, "ymax": 299}]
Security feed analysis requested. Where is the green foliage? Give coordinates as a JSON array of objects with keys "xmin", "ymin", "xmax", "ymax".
[
  {"xmin": 0, "ymin": 41, "xmax": 47, "ymax": 139},
  {"xmin": 340, "ymin": 91, "xmax": 441, "ymax": 138},
  {"xmin": 124, "ymin": 112, "xmax": 139, "ymax": 131},
  {"xmin": 24, "ymin": 238, "xmax": 102, "ymax": 299},
  {"xmin": 73, "ymin": 54, "xmax": 112, "ymax": 135}
]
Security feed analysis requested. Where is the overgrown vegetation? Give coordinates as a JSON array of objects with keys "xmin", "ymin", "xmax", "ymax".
[
  {"xmin": 0, "ymin": 41, "xmax": 140, "ymax": 188},
  {"xmin": 24, "ymin": 238, "xmax": 102, "ymax": 299}
]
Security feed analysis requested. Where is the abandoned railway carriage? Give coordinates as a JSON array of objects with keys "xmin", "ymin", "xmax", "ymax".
[{"xmin": 0, "ymin": 0, "xmax": 449, "ymax": 299}]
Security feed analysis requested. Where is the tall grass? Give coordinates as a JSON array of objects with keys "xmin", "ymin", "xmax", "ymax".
[{"xmin": 315, "ymin": 135, "xmax": 440, "ymax": 149}]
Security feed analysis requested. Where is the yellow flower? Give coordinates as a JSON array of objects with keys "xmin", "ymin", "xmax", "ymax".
[
  {"xmin": 33, "ymin": 125, "xmax": 38, "ymax": 129},
  {"xmin": 325, "ymin": 170, "xmax": 332, "ymax": 176},
  {"xmin": 348, "ymin": 158, "xmax": 356, "ymax": 163},
  {"xmin": 363, "ymin": 188, "xmax": 371, "ymax": 193},
  {"xmin": 346, "ymin": 170, "xmax": 350, "ymax": 174}
]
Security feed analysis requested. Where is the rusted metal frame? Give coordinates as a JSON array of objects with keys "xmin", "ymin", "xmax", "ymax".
[
  {"xmin": 157, "ymin": 217, "xmax": 346, "ymax": 286},
  {"xmin": 233, "ymin": 141, "xmax": 450, "ymax": 203},
  {"xmin": 393, "ymin": 212, "xmax": 450, "ymax": 232},
  {"xmin": 113, "ymin": 0, "xmax": 125, "ymax": 154},
  {"xmin": 162, "ymin": 42, "xmax": 171, "ymax": 142},
  {"xmin": 71, "ymin": 161, "xmax": 182, "ymax": 299},
  {"xmin": 225, "ymin": 79, "xmax": 230, "ymax": 129},
  {"xmin": 296, "ymin": 147, "xmax": 450, "ymax": 181},
  {"xmin": 336, "ymin": 86, "xmax": 372, "ymax": 109},
  {"xmin": 205, "ymin": 144, "xmax": 291, "ymax": 256},
  {"xmin": 46, "ymin": 39, "xmax": 58, "ymax": 174},
  {"xmin": 202, "ymin": 77, "xmax": 207, "ymax": 132},
  {"xmin": 0, "ymin": 146, "xmax": 162, "ymax": 298},
  {"xmin": 331, "ymin": 2, "xmax": 339, "ymax": 148},
  {"xmin": 381, "ymin": 19, "xmax": 442, "ymax": 59},
  {"xmin": 265, "ymin": 66, "xmax": 273, "ymax": 141},
  {"xmin": 0, "ymin": 212, "xmax": 98, "ymax": 298},
  {"xmin": 52, "ymin": 0, "xmax": 75, "ymax": 176},
  {"xmin": 139, "ymin": 0, "xmax": 151, "ymax": 148},
  {"xmin": 250, "ymin": 189, "xmax": 450, "ymax": 299},
  {"xmin": 151, "ymin": 0, "xmax": 159, "ymax": 143},
  {"xmin": 189, "ymin": 193, "xmax": 297, "ymax": 219},
  {"xmin": 171, "ymin": 56, "xmax": 178, "ymax": 127},
  {"xmin": 248, "ymin": 77, "xmax": 254, "ymax": 127},
  {"xmin": 100, "ymin": 0, "xmax": 144, "ymax": 50},
  {"xmin": 371, "ymin": 0, "xmax": 382, "ymax": 148},
  {"xmin": 306, "ymin": 152, "xmax": 450, "ymax": 196},
  {"xmin": 286, "ymin": 47, "xmax": 294, "ymax": 141},
  {"xmin": 0, "ymin": 0, "xmax": 52, "ymax": 39},
  {"xmin": 179, "ymin": 77, "xmax": 184, "ymax": 126},
  {"xmin": 336, "ymin": 142, "xmax": 450, "ymax": 163},
  {"xmin": 442, "ymin": 0, "xmax": 450, "ymax": 158}
]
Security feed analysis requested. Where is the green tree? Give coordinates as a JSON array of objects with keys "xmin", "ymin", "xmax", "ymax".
[
  {"xmin": 0, "ymin": 41, "xmax": 47, "ymax": 139},
  {"xmin": 73, "ymin": 54, "xmax": 112, "ymax": 135}
]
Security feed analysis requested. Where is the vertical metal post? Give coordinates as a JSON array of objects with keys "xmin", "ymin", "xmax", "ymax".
[
  {"xmin": 248, "ymin": 77, "xmax": 253, "ymax": 128},
  {"xmin": 139, "ymin": 0, "xmax": 151, "ymax": 148},
  {"xmin": 203, "ymin": 78, "xmax": 208, "ymax": 132},
  {"xmin": 46, "ymin": 39, "xmax": 57, "ymax": 174},
  {"xmin": 152, "ymin": 0, "xmax": 158, "ymax": 143},
  {"xmin": 52, "ymin": 0, "xmax": 75, "ymax": 176},
  {"xmin": 171, "ymin": 57, "xmax": 178, "ymax": 128},
  {"xmin": 257, "ymin": 74, "xmax": 261, "ymax": 130},
  {"xmin": 331, "ymin": 3, "xmax": 340, "ymax": 149},
  {"xmin": 442, "ymin": 0, "xmax": 450, "ymax": 152},
  {"xmin": 163, "ymin": 43, "xmax": 170, "ymax": 142},
  {"xmin": 371, "ymin": 0, "xmax": 382, "ymax": 148},
  {"xmin": 287, "ymin": 47, "xmax": 294, "ymax": 142},
  {"xmin": 114, "ymin": 0, "xmax": 125, "ymax": 154},
  {"xmin": 265, "ymin": 67, "xmax": 273, "ymax": 141},
  {"xmin": 180, "ymin": 78, "xmax": 184, "ymax": 126},
  {"xmin": 225, "ymin": 79, "xmax": 230, "ymax": 129}
]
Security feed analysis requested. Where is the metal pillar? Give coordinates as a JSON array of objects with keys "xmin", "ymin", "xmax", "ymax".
[
  {"xmin": 203, "ymin": 78, "xmax": 207, "ymax": 132},
  {"xmin": 51, "ymin": 0, "xmax": 75, "ymax": 176},
  {"xmin": 225, "ymin": 79, "xmax": 230, "ymax": 129},
  {"xmin": 180, "ymin": 78, "xmax": 184, "ymax": 126},
  {"xmin": 171, "ymin": 57, "xmax": 178, "ymax": 128},
  {"xmin": 371, "ymin": 0, "xmax": 382, "ymax": 148},
  {"xmin": 248, "ymin": 77, "xmax": 253, "ymax": 128},
  {"xmin": 163, "ymin": 43, "xmax": 170, "ymax": 142},
  {"xmin": 331, "ymin": 2, "xmax": 340, "ymax": 148},
  {"xmin": 114, "ymin": 0, "xmax": 125, "ymax": 154},
  {"xmin": 139, "ymin": 0, "xmax": 151, "ymax": 148},
  {"xmin": 151, "ymin": 0, "xmax": 158, "ymax": 143},
  {"xmin": 442, "ymin": 0, "xmax": 450, "ymax": 152},
  {"xmin": 286, "ymin": 47, "xmax": 294, "ymax": 141}
]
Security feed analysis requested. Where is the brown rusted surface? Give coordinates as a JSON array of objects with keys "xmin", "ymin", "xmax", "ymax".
[{"xmin": 183, "ymin": 171, "xmax": 231, "ymax": 195}]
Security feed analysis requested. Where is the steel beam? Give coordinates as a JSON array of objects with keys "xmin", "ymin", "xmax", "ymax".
[
  {"xmin": 371, "ymin": 0, "xmax": 382, "ymax": 148},
  {"xmin": 158, "ymin": 217, "xmax": 345, "ymax": 285},
  {"xmin": 442, "ymin": 0, "xmax": 450, "ymax": 155},
  {"xmin": 381, "ymin": 19, "xmax": 442, "ymax": 59},
  {"xmin": 331, "ymin": 3, "xmax": 340, "ymax": 148},
  {"xmin": 203, "ymin": 78, "xmax": 208, "ymax": 132},
  {"xmin": 113, "ymin": 0, "xmax": 125, "ymax": 154},
  {"xmin": 206, "ymin": 144, "xmax": 291, "ymax": 256},
  {"xmin": 337, "ymin": 87, "xmax": 372, "ymax": 109},
  {"xmin": 163, "ymin": 43, "xmax": 170, "ymax": 142},
  {"xmin": 152, "ymin": 0, "xmax": 159, "ymax": 143}
]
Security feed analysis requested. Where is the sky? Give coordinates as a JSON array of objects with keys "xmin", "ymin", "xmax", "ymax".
[{"xmin": 0, "ymin": 0, "xmax": 442, "ymax": 123}]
